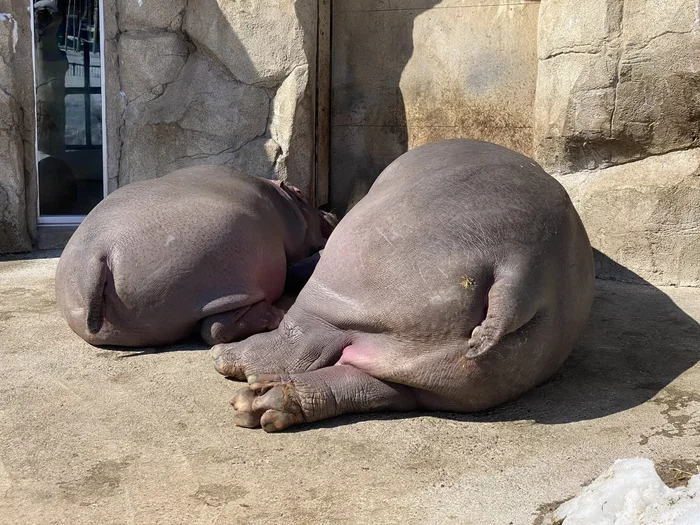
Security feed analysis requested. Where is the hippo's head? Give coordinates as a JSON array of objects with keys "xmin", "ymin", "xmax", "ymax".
[{"xmin": 274, "ymin": 180, "xmax": 337, "ymax": 257}]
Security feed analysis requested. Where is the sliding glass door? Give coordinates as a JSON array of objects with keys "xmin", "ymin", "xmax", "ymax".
[{"xmin": 32, "ymin": 0, "xmax": 106, "ymax": 224}]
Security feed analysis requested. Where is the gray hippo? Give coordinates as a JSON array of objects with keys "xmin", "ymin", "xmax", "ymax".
[
  {"xmin": 56, "ymin": 166, "xmax": 335, "ymax": 347},
  {"xmin": 211, "ymin": 139, "xmax": 595, "ymax": 432}
]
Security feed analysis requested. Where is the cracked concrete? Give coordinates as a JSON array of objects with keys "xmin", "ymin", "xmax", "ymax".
[{"xmin": 2, "ymin": 252, "xmax": 700, "ymax": 524}]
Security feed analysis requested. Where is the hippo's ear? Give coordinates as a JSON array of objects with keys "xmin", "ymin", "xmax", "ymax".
[{"xmin": 277, "ymin": 180, "xmax": 307, "ymax": 202}]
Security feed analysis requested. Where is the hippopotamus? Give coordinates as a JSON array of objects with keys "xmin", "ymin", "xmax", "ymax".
[
  {"xmin": 211, "ymin": 139, "xmax": 595, "ymax": 432},
  {"xmin": 55, "ymin": 165, "xmax": 335, "ymax": 347}
]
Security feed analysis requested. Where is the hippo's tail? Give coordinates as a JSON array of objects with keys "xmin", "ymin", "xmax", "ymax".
[{"xmin": 84, "ymin": 256, "xmax": 109, "ymax": 334}]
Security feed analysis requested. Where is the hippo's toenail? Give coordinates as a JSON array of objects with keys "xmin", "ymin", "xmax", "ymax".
[
  {"xmin": 247, "ymin": 375, "xmax": 257, "ymax": 385},
  {"xmin": 211, "ymin": 345, "xmax": 225, "ymax": 360},
  {"xmin": 214, "ymin": 358, "xmax": 230, "ymax": 374}
]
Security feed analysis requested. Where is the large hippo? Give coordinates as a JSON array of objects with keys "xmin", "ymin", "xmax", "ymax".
[
  {"xmin": 56, "ymin": 166, "xmax": 335, "ymax": 347},
  {"xmin": 212, "ymin": 139, "xmax": 595, "ymax": 432}
]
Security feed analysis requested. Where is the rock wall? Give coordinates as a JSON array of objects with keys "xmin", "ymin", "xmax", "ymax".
[
  {"xmin": 535, "ymin": 0, "xmax": 700, "ymax": 286},
  {"xmin": 329, "ymin": 0, "xmax": 540, "ymax": 213},
  {"xmin": 0, "ymin": 0, "xmax": 698, "ymax": 289},
  {"xmin": 0, "ymin": 0, "xmax": 35, "ymax": 253},
  {"xmin": 110, "ymin": 0, "xmax": 318, "ymax": 193},
  {"xmin": 0, "ymin": 0, "xmax": 319, "ymax": 253}
]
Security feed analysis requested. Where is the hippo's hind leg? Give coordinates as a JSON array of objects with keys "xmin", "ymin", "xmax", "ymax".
[
  {"xmin": 200, "ymin": 301, "xmax": 284, "ymax": 345},
  {"xmin": 230, "ymin": 365, "xmax": 418, "ymax": 432}
]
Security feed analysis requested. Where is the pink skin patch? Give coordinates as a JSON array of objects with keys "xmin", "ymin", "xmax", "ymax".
[{"xmin": 336, "ymin": 341, "xmax": 382, "ymax": 375}]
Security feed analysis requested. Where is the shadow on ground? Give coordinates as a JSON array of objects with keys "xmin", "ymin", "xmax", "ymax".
[{"xmin": 481, "ymin": 250, "xmax": 700, "ymax": 424}]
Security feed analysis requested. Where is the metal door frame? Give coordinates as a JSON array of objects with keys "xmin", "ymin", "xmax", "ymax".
[{"xmin": 31, "ymin": 0, "xmax": 108, "ymax": 226}]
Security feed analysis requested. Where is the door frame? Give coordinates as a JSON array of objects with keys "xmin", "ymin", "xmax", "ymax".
[{"xmin": 31, "ymin": 0, "xmax": 108, "ymax": 226}]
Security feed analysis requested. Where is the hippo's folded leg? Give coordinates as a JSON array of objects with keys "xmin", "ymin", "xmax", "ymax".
[
  {"xmin": 200, "ymin": 302, "xmax": 285, "ymax": 345},
  {"xmin": 228, "ymin": 365, "xmax": 419, "ymax": 432},
  {"xmin": 211, "ymin": 316, "xmax": 348, "ymax": 380}
]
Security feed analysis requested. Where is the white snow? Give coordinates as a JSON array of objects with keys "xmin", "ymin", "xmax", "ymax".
[{"xmin": 553, "ymin": 458, "xmax": 700, "ymax": 525}]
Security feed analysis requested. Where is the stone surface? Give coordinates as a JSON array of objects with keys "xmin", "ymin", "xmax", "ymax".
[
  {"xmin": 534, "ymin": 0, "xmax": 700, "ymax": 174},
  {"xmin": 119, "ymin": 46, "xmax": 272, "ymax": 185},
  {"xmin": 183, "ymin": 0, "xmax": 315, "ymax": 87},
  {"xmin": 0, "ymin": 0, "xmax": 320, "ymax": 254},
  {"xmin": 2, "ymin": 253, "xmax": 700, "ymax": 523},
  {"xmin": 330, "ymin": 0, "xmax": 540, "ymax": 213},
  {"xmin": 117, "ymin": 0, "xmax": 187, "ymax": 33},
  {"xmin": 269, "ymin": 64, "xmax": 315, "ymax": 191},
  {"xmin": 112, "ymin": 0, "xmax": 317, "ymax": 194},
  {"xmin": 0, "ymin": 79, "xmax": 29, "ymax": 253},
  {"xmin": 0, "ymin": 2, "xmax": 33, "ymax": 253},
  {"xmin": 555, "ymin": 149, "xmax": 700, "ymax": 287}
]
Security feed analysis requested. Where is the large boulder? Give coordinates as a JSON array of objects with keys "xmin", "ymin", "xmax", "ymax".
[
  {"xmin": 555, "ymin": 149, "xmax": 700, "ymax": 287},
  {"xmin": 534, "ymin": 0, "xmax": 700, "ymax": 174}
]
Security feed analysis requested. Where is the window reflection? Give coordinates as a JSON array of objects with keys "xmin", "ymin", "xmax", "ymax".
[{"xmin": 34, "ymin": 0, "xmax": 104, "ymax": 217}]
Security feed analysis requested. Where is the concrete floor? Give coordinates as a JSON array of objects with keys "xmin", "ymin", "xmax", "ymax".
[{"xmin": 1, "ymin": 252, "xmax": 699, "ymax": 525}]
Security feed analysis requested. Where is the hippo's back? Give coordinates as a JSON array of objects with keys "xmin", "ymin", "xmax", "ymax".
[
  {"xmin": 302, "ymin": 139, "xmax": 593, "ymax": 343},
  {"xmin": 56, "ymin": 166, "xmax": 288, "ymax": 346}
]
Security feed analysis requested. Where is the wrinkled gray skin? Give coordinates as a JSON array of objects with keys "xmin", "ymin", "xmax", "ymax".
[
  {"xmin": 212, "ymin": 139, "xmax": 595, "ymax": 432},
  {"xmin": 56, "ymin": 166, "xmax": 335, "ymax": 347}
]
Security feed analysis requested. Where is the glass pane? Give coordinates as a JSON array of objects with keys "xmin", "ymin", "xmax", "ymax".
[
  {"xmin": 64, "ymin": 93, "xmax": 86, "ymax": 146},
  {"xmin": 90, "ymin": 93, "xmax": 102, "ymax": 145},
  {"xmin": 34, "ymin": 0, "xmax": 104, "ymax": 217}
]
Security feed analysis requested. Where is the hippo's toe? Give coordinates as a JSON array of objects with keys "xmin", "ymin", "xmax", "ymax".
[
  {"xmin": 229, "ymin": 380, "xmax": 305, "ymax": 432},
  {"xmin": 212, "ymin": 343, "xmax": 247, "ymax": 380},
  {"xmin": 229, "ymin": 387, "xmax": 265, "ymax": 428}
]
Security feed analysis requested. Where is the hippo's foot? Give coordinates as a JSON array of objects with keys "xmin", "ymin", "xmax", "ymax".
[
  {"xmin": 200, "ymin": 301, "xmax": 284, "ymax": 345},
  {"xmin": 211, "ymin": 318, "xmax": 348, "ymax": 380},
  {"xmin": 228, "ymin": 365, "xmax": 418, "ymax": 432}
]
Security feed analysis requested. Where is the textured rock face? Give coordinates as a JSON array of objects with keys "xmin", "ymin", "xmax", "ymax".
[
  {"xmin": 534, "ymin": 0, "xmax": 700, "ymax": 173},
  {"xmin": 0, "ymin": 2, "xmax": 33, "ymax": 253},
  {"xmin": 113, "ymin": 0, "xmax": 317, "ymax": 194},
  {"xmin": 535, "ymin": 0, "xmax": 700, "ymax": 286},
  {"xmin": 1, "ymin": 0, "xmax": 699, "ymax": 286},
  {"xmin": 556, "ymin": 149, "xmax": 700, "ymax": 287},
  {"xmin": 0, "ymin": 0, "xmax": 318, "ymax": 253},
  {"xmin": 330, "ymin": 0, "xmax": 540, "ymax": 213}
]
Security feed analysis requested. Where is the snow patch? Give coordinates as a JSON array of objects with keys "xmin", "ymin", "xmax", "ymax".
[
  {"xmin": 551, "ymin": 458, "xmax": 700, "ymax": 525},
  {"xmin": 0, "ymin": 13, "xmax": 18, "ymax": 53}
]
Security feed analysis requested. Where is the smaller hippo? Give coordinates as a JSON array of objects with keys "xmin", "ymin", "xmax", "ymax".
[
  {"xmin": 211, "ymin": 139, "xmax": 595, "ymax": 432},
  {"xmin": 56, "ymin": 166, "xmax": 335, "ymax": 347}
]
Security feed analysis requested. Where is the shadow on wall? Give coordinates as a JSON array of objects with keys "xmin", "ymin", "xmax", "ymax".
[{"xmin": 329, "ymin": 1, "xmax": 441, "ymax": 214}]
